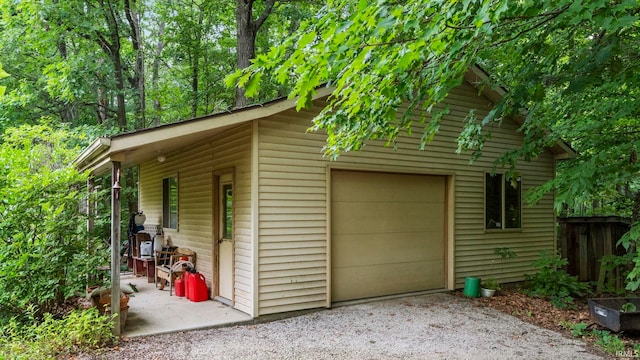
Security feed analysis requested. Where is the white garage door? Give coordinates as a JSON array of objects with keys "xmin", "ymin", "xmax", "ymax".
[{"xmin": 331, "ymin": 170, "xmax": 445, "ymax": 302}]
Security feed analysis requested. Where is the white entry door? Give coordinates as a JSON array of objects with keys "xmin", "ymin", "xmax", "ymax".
[{"xmin": 217, "ymin": 173, "xmax": 234, "ymax": 303}]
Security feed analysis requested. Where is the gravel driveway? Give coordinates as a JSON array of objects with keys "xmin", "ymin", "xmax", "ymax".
[{"xmin": 79, "ymin": 293, "xmax": 604, "ymax": 360}]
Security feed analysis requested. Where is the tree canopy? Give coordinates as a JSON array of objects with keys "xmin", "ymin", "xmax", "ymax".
[
  {"xmin": 233, "ymin": 0, "xmax": 638, "ymax": 164},
  {"xmin": 230, "ymin": 1, "xmax": 639, "ymax": 208},
  {"xmin": 0, "ymin": 0, "xmax": 317, "ymax": 133}
]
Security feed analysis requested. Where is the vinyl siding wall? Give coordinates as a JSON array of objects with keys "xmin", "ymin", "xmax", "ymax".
[
  {"xmin": 257, "ymin": 81, "xmax": 556, "ymax": 315},
  {"xmin": 138, "ymin": 123, "xmax": 253, "ymax": 315}
]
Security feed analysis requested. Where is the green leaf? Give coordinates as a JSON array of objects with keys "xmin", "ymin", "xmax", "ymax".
[
  {"xmin": 224, "ymin": 70, "xmax": 243, "ymax": 89},
  {"xmin": 297, "ymin": 31, "xmax": 317, "ymax": 49},
  {"xmin": 609, "ymin": 15, "xmax": 638, "ymax": 31},
  {"xmin": 244, "ymin": 73, "xmax": 262, "ymax": 98}
]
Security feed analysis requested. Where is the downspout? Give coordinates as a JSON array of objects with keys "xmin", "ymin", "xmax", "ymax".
[{"xmin": 110, "ymin": 162, "xmax": 122, "ymax": 335}]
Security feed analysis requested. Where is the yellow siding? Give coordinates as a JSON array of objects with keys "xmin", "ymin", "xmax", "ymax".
[
  {"xmin": 138, "ymin": 123, "xmax": 253, "ymax": 315},
  {"xmin": 257, "ymin": 82, "xmax": 556, "ymax": 315}
]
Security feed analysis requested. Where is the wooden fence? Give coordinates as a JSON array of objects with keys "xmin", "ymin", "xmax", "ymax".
[{"xmin": 558, "ymin": 216, "xmax": 631, "ymax": 283}]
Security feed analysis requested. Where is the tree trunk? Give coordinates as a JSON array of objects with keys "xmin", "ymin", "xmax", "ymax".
[
  {"xmin": 192, "ymin": 52, "xmax": 199, "ymax": 117},
  {"xmin": 151, "ymin": 20, "xmax": 165, "ymax": 126},
  {"xmin": 57, "ymin": 39, "xmax": 77, "ymax": 124},
  {"xmin": 97, "ymin": 70, "xmax": 109, "ymax": 124},
  {"xmin": 96, "ymin": 0, "xmax": 128, "ymax": 130},
  {"xmin": 125, "ymin": 167, "xmax": 138, "ymax": 215},
  {"xmin": 234, "ymin": 0, "xmax": 276, "ymax": 109},
  {"xmin": 125, "ymin": 0, "xmax": 146, "ymax": 129},
  {"xmin": 113, "ymin": 47, "xmax": 127, "ymax": 131},
  {"xmin": 191, "ymin": 9, "xmax": 203, "ymax": 118}
]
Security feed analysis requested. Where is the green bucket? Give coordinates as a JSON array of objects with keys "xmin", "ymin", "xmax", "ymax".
[{"xmin": 463, "ymin": 277, "xmax": 481, "ymax": 298}]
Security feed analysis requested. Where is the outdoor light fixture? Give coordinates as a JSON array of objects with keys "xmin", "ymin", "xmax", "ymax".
[
  {"xmin": 112, "ymin": 169, "xmax": 122, "ymax": 199},
  {"xmin": 157, "ymin": 154, "xmax": 166, "ymax": 163}
]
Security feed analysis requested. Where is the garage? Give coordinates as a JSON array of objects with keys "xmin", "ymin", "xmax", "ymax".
[{"xmin": 331, "ymin": 170, "xmax": 446, "ymax": 302}]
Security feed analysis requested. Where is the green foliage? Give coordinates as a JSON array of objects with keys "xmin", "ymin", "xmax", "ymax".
[
  {"xmin": 597, "ymin": 253, "xmax": 633, "ymax": 295},
  {"xmin": 0, "ymin": 0, "xmax": 318, "ymax": 131},
  {"xmin": 562, "ymin": 321, "xmax": 629, "ymax": 355},
  {"xmin": 562, "ymin": 321, "xmax": 589, "ymax": 337},
  {"xmin": 621, "ymin": 302, "xmax": 637, "ymax": 313},
  {"xmin": 592, "ymin": 329, "xmax": 627, "ymax": 354},
  {"xmin": 494, "ymin": 247, "xmax": 517, "ymax": 260},
  {"xmin": 0, "ymin": 307, "xmax": 116, "ymax": 359},
  {"xmin": 524, "ymin": 250, "xmax": 591, "ymax": 309},
  {"xmin": 0, "ymin": 1, "xmax": 114, "ymax": 131},
  {"xmin": 231, "ymin": 0, "xmax": 640, "ymax": 161},
  {"xmin": 0, "ymin": 123, "xmax": 108, "ymax": 324},
  {"xmin": 232, "ymin": 0, "xmax": 502, "ymax": 158},
  {"xmin": 617, "ymin": 225, "xmax": 640, "ymax": 292},
  {"xmin": 0, "ymin": 62, "xmax": 8, "ymax": 97},
  {"xmin": 482, "ymin": 278, "xmax": 500, "ymax": 291}
]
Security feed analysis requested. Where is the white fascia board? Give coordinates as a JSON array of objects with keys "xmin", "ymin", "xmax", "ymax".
[{"xmin": 74, "ymin": 137, "xmax": 111, "ymax": 173}]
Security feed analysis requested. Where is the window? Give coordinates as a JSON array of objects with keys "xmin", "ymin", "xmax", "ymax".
[
  {"xmin": 221, "ymin": 183, "xmax": 233, "ymax": 239},
  {"xmin": 162, "ymin": 176, "xmax": 178, "ymax": 229},
  {"xmin": 485, "ymin": 173, "xmax": 521, "ymax": 230}
]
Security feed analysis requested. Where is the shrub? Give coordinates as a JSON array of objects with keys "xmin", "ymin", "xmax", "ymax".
[
  {"xmin": 0, "ymin": 124, "xmax": 109, "ymax": 324},
  {"xmin": 0, "ymin": 307, "xmax": 116, "ymax": 359},
  {"xmin": 525, "ymin": 250, "xmax": 591, "ymax": 309}
]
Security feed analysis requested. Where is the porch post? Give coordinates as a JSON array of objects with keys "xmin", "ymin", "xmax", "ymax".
[
  {"xmin": 110, "ymin": 162, "xmax": 122, "ymax": 336},
  {"xmin": 86, "ymin": 177, "xmax": 95, "ymax": 287},
  {"xmin": 87, "ymin": 177, "xmax": 95, "ymax": 233}
]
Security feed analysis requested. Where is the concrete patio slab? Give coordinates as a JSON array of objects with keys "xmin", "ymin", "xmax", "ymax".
[{"xmin": 120, "ymin": 274, "xmax": 252, "ymax": 337}]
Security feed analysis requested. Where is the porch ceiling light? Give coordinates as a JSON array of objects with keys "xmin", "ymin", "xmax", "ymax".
[{"xmin": 157, "ymin": 154, "xmax": 166, "ymax": 163}]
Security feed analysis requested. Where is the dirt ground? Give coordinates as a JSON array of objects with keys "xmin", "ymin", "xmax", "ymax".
[{"xmin": 464, "ymin": 289, "xmax": 640, "ymax": 357}]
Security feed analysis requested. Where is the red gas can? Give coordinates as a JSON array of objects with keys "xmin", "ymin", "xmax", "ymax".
[
  {"xmin": 188, "ymin": 273, "xmax": 209, "ymax": 302},
  {"xmin": 174, "ymin": 275, "xmax": 185, "ymax": 297},
  {"xmin": 185, "ymin": 272, "xmax": 194, "ymax": 298}
]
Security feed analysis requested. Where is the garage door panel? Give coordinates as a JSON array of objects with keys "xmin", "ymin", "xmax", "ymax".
[
  {"xmin": 332, "ymin": 232, "xmax": 444, "ymax": 266},
  {"xmin": 332, "ymin": 260, "xmax": 445, "ymax": 302},
  {"xmin": 332, "ymin": 171, "xmax": 445, "ymax": 203},
  {"xmin": 331, "ymin": 170, "xmax": 446, "ymax": 302},
  {"xmin": 332, "ymin": 202, "xmax": 444, "ymax": 234}
]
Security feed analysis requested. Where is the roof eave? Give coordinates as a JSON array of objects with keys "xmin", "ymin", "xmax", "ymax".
[
  {"xmin": 74, "ymin": 137, "xmax": 111, "ymax": 174},
  {"xmin": 551, "ymin": 142, "xmax": 577, "ymax": 160},
  {"xmin": 74, "ymin": 87, "xmax": 333, "ymax": 176}
]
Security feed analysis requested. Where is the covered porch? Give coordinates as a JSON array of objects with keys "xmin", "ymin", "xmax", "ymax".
[
  {"xmin": 121, "ymin": 273, "xmax": 252, "ymax": 337},
  {"xmin": 75, "ymin": 93, "xmax": 333, "ymax": 336}
]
